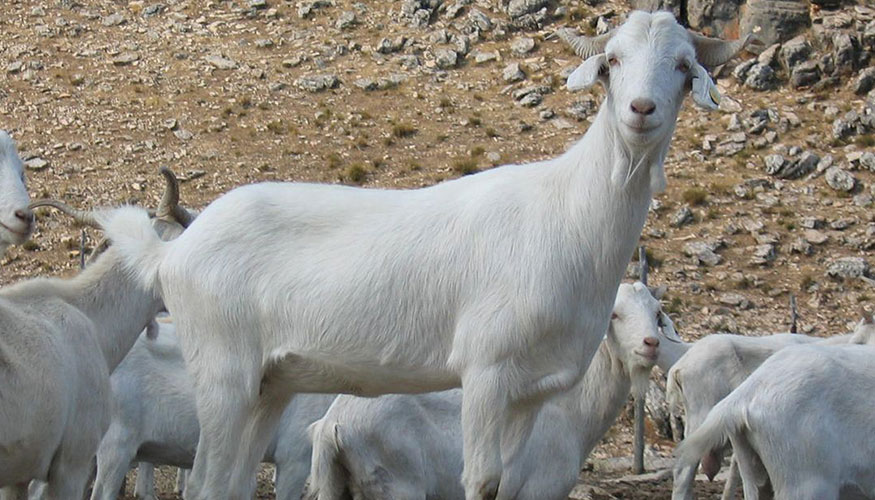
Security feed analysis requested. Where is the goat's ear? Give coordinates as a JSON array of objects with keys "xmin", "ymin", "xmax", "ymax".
[
  {"xmin": 690, "ymin": 63, "xmax": 721, "ymax": 111},
  {"xmin": 567, "ymin": 54, "xmax": 607, "ymax": 91},
  {"xmin": 145, "ymin": 320, "xmax": 159, "ymax": 340},
  {"xmin": 649, "ymin": 285, "xmax": 668, "ymax": 300}
]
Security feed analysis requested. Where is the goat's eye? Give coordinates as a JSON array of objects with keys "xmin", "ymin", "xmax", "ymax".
[
  {"xmin": 676, "ymin": 61, "xmax": 690, "ymax": 73},
  {"xmin": 607, "ymin": 55, "xmax": 619, "ymax": 67},
  {"xmin": 656, "ymin": 312, "xmax": 664, "ymax": 327},
  {"xmin": 611, "ymin": 312, "xmax": 619, "ymax": 320}
]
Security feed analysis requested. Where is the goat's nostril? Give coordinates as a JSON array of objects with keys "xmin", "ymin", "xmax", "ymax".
[
  {"xmin": 15, "ymin": 209, "xmax": 34, "ymax": 225},
  {"xmin": 630, "ymin": 98, "xmax": 656, "ymax": 116},
  {"xmin": 643, "ymin": 337, "xmax": 659, "ymax": 347}
]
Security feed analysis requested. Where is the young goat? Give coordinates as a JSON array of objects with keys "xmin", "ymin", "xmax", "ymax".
[
  {"xmin": 306, "ymin": 283, "xmax": 680, "ymax": 500},
  {"xmin": 90, "ymin": 321, "xmax": 336, "ymax": 500},
  {"xmin": 0, "ymin": 131, "xmax": 34, "ymax": 255},
  {"xmin": 102, "ymin": 12, "xmax": 751, "ymax": 499},
  {"xmin": 0, "ymin": 170, "xmax": 189, "ymax": 499},
  {"xmin": 674, "ymin": 340, "xmax": 875, "ymax": 500},
  {"xmin": 669, "ymin": 315, "xmax": 875, "ymax": 500}
]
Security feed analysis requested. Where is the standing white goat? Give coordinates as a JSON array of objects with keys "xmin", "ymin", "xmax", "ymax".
[
  {"xmin": 0, "ymin": 170, "xmax": 189, "ymax": 499},
  {"xmin": 0, "ymin": 131, "xmax": 34, "ymax": 255},
  {"xmin": 669, "ymin": 315, "xmax": 875, "ymax": 500},
  {"xmin": 90, "ymin": 321, "xmax": 336, "ymax": 500},
  {"xmin": 305, "ymin": 282, "xmax": 680, "ymax": 500},
  {"xmin": 674, "ymin": 341, "xmax": 875, "ymax": 500},
  {"xmin": 102, "ymin": 12, "xmax": 750, "ymax": 499}
]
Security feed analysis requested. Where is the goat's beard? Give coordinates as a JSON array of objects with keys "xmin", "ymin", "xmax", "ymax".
[{"xmin": 609, "ymin": 117, "xmax": 675, "ymax": 194}]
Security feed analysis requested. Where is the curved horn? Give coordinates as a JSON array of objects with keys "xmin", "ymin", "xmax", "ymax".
[
  {"xmin": 156, "ymin": 166, "xmax": 180, "ymax": 220},
  {"xmin": 557, "ymin": 28, "xmax": 614, "ymax": 60},
  {"xmin": 688, "ymin": 31, "xmax": 755, "ymax": 68},
  {"xmin": 156, "ymin": 166, "xmax": 196, "ymax": 228},
  {"xmin": 85, "ymin": 236, "xmax": 109, "ymax": 266},
  {"xmin": 861, "ymin": 307, "xmax": 874, "ymax": 325},
  {"xmin": 29, "ymin": 199, "xmax": 101, "ymax": 228}
]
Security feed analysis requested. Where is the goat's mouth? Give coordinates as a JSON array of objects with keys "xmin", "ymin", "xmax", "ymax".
[
  {"xmin": 0, "ymin": 220, "xmax": 33, "ymax": 243},
  {"xmin": 622, "ymin": 120, "xmax": 660, "ymax": 134},
  {"xmin": 634, "ymin": 348, "xmax": 659, "ymax": 363}
]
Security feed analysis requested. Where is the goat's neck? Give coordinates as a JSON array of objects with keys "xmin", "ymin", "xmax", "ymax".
[
  {"xmin": 42, "ymin": 248, "xmax": 158, "ymax": 370},
  {"xmin": 551, "ymin": 334, "xmax": 634, "ymax": 461},
  {"xmin": 656, "ymin": 339, "xmax": 692, "ymax": 372},
  {"xmin": 70, "ymin": 249, "xmax": 159, "ymax": 369},
  {"xmin": 547, "ymin": 106, "xmax": 674, "ymax": 303}
]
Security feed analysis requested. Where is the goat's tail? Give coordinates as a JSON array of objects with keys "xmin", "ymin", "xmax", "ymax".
[
  {"xmin": 674, "ymin": 399, "xmax": 742, "ymax": 479},
  {"xmin": 305, "ymin": 418, "xmax": 350, "ymax": 500},
  {"xmin": 99, "ymin": 206, "xmax": 167, "ymax": 298}
]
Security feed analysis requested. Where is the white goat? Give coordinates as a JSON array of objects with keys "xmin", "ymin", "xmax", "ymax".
[
  {"xmin": 90, "ymin": 321, "xmax": 336, "ymax": 500},
  {"xmin": 102, "ymin": 12, "xmax": 750, "ymax": 499},
  {"xmin": 0, "ymin": 131, "xmax": 34, "ymax": 255},
  {"xmin": 669, "ymin": 316, "xmax": 875, "ymax": 500},
  {"xmin": 0, "ymin": 171, "xmax": 188, "ymax": 499},
  {"xmin": 674, "ymin": 341, "xmax": 875, "ymax": 500},
  {"xmin": 305, "ymin": 283, "xmax": 680, "ymax": 500}
]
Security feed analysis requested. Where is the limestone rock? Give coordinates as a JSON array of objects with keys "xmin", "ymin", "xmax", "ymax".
[{"xmin": 740, "ymin": 0, "xmax": 810, "ymax": 47}]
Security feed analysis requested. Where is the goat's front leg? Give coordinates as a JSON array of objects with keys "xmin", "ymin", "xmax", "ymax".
[
  {"xmin": 460, "ymin": 366, "xmax": 509, "ymax": 500},
  {"xmin": 0, "ymin": 483, "xmax": 28, "ymax": 500}
]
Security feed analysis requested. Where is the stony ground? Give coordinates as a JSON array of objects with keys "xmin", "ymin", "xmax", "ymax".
[{"xmin": 2, "ymin": 0, "xmax": 874, "ymax": 498}]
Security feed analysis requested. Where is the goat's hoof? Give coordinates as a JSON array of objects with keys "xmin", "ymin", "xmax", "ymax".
[{"xmin": 478, "ymin": 479, "xmax": 499, "ymax": 500}]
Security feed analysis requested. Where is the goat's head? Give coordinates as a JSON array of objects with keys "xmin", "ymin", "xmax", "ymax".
[
  {"xmin": 29, "ymin": 167, "xmax": 195, "ymax": 264},
  {"xmin": 609, "ymin": 282, "xmax": 680, "ymax": 392},
  {"xmin": 561, "ymin": 11, "xmax": 752, "ymax": 150},
  {"xmin": 0, "ymin": 131, "xmax": 34, "ymax": 253},
  {"xmin": 849, "ymin": 309, "xmax": 875, "ymax": 345}
]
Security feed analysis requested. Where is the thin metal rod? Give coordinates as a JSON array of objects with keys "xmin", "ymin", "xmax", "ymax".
[
  {"xmin": 633, "ymin": 395, "xmax": 646, "ymax": 473},
  {"xmin": 80, "ymin": 229, "xmax": 86, "ymax": 269},
  {"xmin": 633, "ymin": 245, "xmax": 648, "ymax": 474},
  {"xmin": 639, "ymin": 246, "xmax": 648, "ymax": 286}
]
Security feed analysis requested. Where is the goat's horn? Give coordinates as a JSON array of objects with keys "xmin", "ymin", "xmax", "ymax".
[
  {"xmin": 28, "ymin": 199, "xmax": 101, "ymax": 228},
  {"xmin": 156, "ymin": 166, "xmax": 180, "ymax": 220},
  {"xmin": 85, "ymin": 236, "xmax": 109, "ymax": 266},
  {"xmin": 156, "ymin": 166, "xmax": 196, "ymax": 228},
  {"xmin": 688, "ymin": 31, "xmax": 755, "ymax": 68},
  {"xmin": 557, "ymin": 28, "xmax": 614, "ymax": 60},
  {"xmin": 861, "ymin": 307, "xmax": 874, "ymax": 325}
]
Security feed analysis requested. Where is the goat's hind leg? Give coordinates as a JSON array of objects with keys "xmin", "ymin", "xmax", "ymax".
[
  {"xmin": 187, "ymin": 386, "xmax": 252, "ymax": 500},
  {"xmin": 44, "ymin": 455, "xmax": 93, "ymax": 500},
  {"xmin": 134, "ymin": 463, "xmax": 157, "ymax": 500},
  {"xmin": 460, "ymin": 366, "xmax": 510, "ymax": 500}
]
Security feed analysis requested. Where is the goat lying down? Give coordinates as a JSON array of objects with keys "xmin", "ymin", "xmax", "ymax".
[
  {"xmin": 0, "ymin": 131, "xmax": 34, "ymax": 255},
  {"xmin": 674, "ymin": 339, "xmax": 875, "ymax": 500},
  {"xmin": 668, "ymin": 315, "xmax": 875, "ymax": 500},
  {"xmin": 102, "ymin": 11, "xmax": 751, "ymax": 499},
  {"xmin": 0, "ymin": 170, "xmax": 190, "ymax": 499},
  {"xmin": 90, "ymin": 320, "xmax": 336, "ymax": 500},
  {"xmin": 306, "ymin": 283, "xmax": 680, "ymax": 500}
]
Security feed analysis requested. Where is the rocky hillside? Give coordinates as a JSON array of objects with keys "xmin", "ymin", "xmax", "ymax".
[{"xmin": 1, "ymin": 0, "xmax": 874, "ymax": 344}]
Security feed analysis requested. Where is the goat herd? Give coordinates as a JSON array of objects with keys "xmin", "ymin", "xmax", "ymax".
[{"xmin": 0, "ymin": 9, "xmax": 872, "ymax": 500}]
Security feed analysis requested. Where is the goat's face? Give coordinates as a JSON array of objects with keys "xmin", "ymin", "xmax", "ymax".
[
  {"xmin": 602, "ymin": 12, "xmax": 697, "ymax": 147},
  {"xmin": 0, "ymin": 131, "xmax": 34, "ymax": 253},
  {"xmin": 609, "ymin": 281, "xmax": 679, "ymax": 374},
  {"xmin": 850, "ymin": 312, "xmax": 875, "ymax": 345},
  {"xmin": 565, "ymin": 11, "xmax": 742, "ymax": 149}
]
